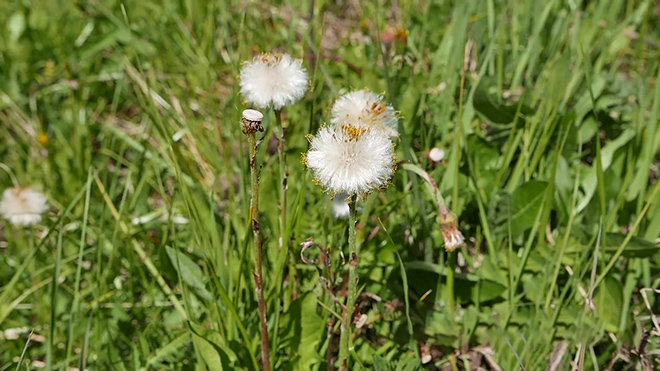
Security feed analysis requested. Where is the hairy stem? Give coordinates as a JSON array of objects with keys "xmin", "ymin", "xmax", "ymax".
[
  {"xmin": 248, "ymin": 133, "xmax": 271, "ymax": 371},
  {"xmin": 275, "ymin": 109, "xmax": 288, "ymax": 252},
  {"xmin": 339, "ymin": 197, "xmax": 359, "ymax": 370}
]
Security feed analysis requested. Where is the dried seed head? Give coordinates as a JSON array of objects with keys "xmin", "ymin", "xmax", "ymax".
[
  {"xmin": 241, "ymin": 109, "xmax": 264, "ymax": 134},
  {"xmin": 439, "ymin": 208, "xmax": 465, "ymax": 252}
]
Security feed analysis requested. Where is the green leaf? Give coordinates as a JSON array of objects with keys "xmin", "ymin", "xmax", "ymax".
[
  {"xmin": 472, "ymin": 78, "xmax": 532, "ymax": 124},
  {"xmin": 564, "ymin": 233, "xmax": 658, "ymax": 258},
  {"xmin": 602, "ymin": 233, "xmax": 659, "ymax": 258},
  {"xmin": 372, "ymin": 354, "xmax": 392, "ymax": 371},
  {"xmin": 423, "ymin": 309, "xmax": 461, "ymax": 345},
  {"xmin": 189, "ymin": 323, "xmax": 236, "ymax": 371},
  {"xmin": 144, "ymin": 333, "xmax": 190, "ymax": 369},
  {"xmin": 577, "ymin": 128, "xmax": 636, "ymax": 212},
  {"xmin": 281, "ymin": 293, "xmax": 324, "ymax": 370},
  {"xmin": 522, "ymin": 273, "xmax": 544, "ymax": 304},
  {"xmin": 166, "ymin": 246, "xmax": 213, "ymax": 301},
  {"xmin": 506, "ymin": 181, "xmax": 548, "ymax": 237},
  {"xmin": 595, "ymin": 276, "xmax": 623, "ymax": 333},
  {"xmin": 404, "ymin": 261, "xmax": 506, "ymax": 303}
]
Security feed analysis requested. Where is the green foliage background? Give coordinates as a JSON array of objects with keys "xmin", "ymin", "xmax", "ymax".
[{"xmin": 1, "ymin": 0, "xmax": 659, "ymax": 369}]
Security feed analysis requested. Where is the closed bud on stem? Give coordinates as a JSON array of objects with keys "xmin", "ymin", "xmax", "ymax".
[{"xmin": 241, "ymin": 109, "xmax": 265, "ymax": 135}]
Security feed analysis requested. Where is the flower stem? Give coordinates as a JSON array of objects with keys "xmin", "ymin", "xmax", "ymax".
[
  {"xmin": 274, "ymin": 109, "xmax": 288, "ymax": 253},
  {"xmin": 247, "ymin": 132, "xmax": 271, "ymax": 371},
  {"xmin": 446, "ymin": 251, "xmax": 456, "ymax": 319},
  {"xmin": 339, "ymin": 196, "xmax": 359, "ymax": 370}
]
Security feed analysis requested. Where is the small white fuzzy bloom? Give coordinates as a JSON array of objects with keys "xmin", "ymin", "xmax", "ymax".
[
  {"xmin": 239, "ymin": 53, "xmax": 308, "ymax": 110},
  {"xmin": 0, "ymin": 187, "xmax": 49, "ymax": 226},
  {"xmin": 331, "ymin": 193, "xmax": 350, "ymax": 218},
  {"xmin": 428, "ymin": 147, "xmax": 445, "ymax": 162},
  {"xmin": 330, "ymin": 90, "xmax": 398, "ymax": 137},
  {"xmin": 306, "ymin": 124, "xmax": 395, "ymax": 195}
]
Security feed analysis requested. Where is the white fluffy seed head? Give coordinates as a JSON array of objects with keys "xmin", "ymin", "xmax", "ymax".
[
  {"xmin": 428, "ymin": 147, "xmax": 445, "ymax": 162},
  {"xmin": 239, "ymin": 53, "xmax": 308, "ymax": 110},
  {"xmin": 330, "ymin": 90, "xmax": 398, "ymax": 137},
  {"xmin": 306, "ymin": 124, "xmax": 395, "ymax": 195},
  {"xmin": 331, "ymin": 193, "xmax": 350, "ymax": 218},
  {"xmin": 0, "ymin": 187, "xmax": 49, "ymax": 226}
]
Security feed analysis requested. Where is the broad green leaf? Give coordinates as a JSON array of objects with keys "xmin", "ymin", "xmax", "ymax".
[
  {"xmin": 189, "ymin": 322, "xmax": 237, "ymax": 369},
  {"xmin": 166, "ymin": 246, "xmax": 213, "ymax": 301},
  {"xmin": 522, "ymin": 273, "xmax": 544, "ymax": 304},
  {"xmin": 192, "ymin": 335, "xmax": 225, "ymax": 371},
  {"xmin": 281, "ymin": 293, "xmax": 324, "ymax": 370},
  {"xmin": 595, "ymin": 276, "xmax": 623, "ymax": 333},
  {"xmin": 472, "ymin": 78, "xmax": 532, "ymax": 124},
  {"xmin": 144, "ymin": 333, "xmax": 190, "ymax": 369},
  {"xmin": 404, "ymin": 261, "xmax": 506, "ymax": 302},
  {"xmin": 507, "ymin": 181, "xmax": 548, "ymax": 237},
  {"xmin": 577, "ymin": 129, "xmax": 636, "ymax": 212}
]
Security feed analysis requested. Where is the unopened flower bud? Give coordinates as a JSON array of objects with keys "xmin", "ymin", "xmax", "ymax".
[{"xmin": 241, "ymin": 109, "xmax": 264, "ymax": 134}]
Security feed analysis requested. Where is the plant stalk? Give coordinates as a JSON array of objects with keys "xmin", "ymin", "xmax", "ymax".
[
  {"xmin": 446, "ymin": 251, "xmax": 456, "ymax": 319},
  {"xmin": 339, "ymin": 196, "xmax": 359, "ymax": 370},
  {"xmin": 274, "ymin": 109, "xmax": 288, "ymax": 252},
  {"xmin": 247, "ymin": 133, "xmax": 271, "ymax": 371}
]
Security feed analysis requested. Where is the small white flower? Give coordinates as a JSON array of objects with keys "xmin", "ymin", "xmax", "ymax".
[
  {"xmin": 239, "ymin": 53, "xmax": 308, "ymax": 110},
  {"xmin": 330, "ymin": 90, "xmax": 398, "ymax": 137},
  {"xmin": 331, "ymin": 193, "xmax": 350, "ymax": 218},
  {"xmin": 0, "ymin": 187, "xmax": 49, "ymax": 226},
  {"xmin": 306, "ymin": 124, "xmax": 395, "ymax": 195}
]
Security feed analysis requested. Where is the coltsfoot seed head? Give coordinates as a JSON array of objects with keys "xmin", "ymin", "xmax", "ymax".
[
  {"xmin": 239, "ymin": 53, "xmax": 308, "ymax": 110},
  {"xmin": 0, "ymin": 187, "xmax": 49, "ymax": 226},
  {"xmin": 330, "ymin": 90, "xmax": 398, "ymax": 137},
  {"xmin": 306, "ymin": 124, "xmax": 395, "ymax": 195}
]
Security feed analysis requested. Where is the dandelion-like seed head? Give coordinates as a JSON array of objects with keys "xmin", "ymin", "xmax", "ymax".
[
  {"xmin": 0, "ymin": 187, "xmax": 49, "ymax": 226},
  {"xmin": 306, "ymin": 124, "xmax": 395, "ymax": 195},
  {"xmin": 330, "ymin": 90, "xmax": 398, "ymax": 137},
  {"xmin": 239, "ymin": 53, "xmax": 308, "ymax": 110},
  {"xmin": 428, "ymin": 147, "xmax": 445, "ymax": 162},
  {"xmin": 438, "ymin": 209, "xmax": 465, "ymax": 252}
]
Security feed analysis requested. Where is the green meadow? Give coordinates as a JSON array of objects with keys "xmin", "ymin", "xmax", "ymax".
[{"xmin": 1, "ymin": 0, "xmax": 659, "ymax": 369}]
